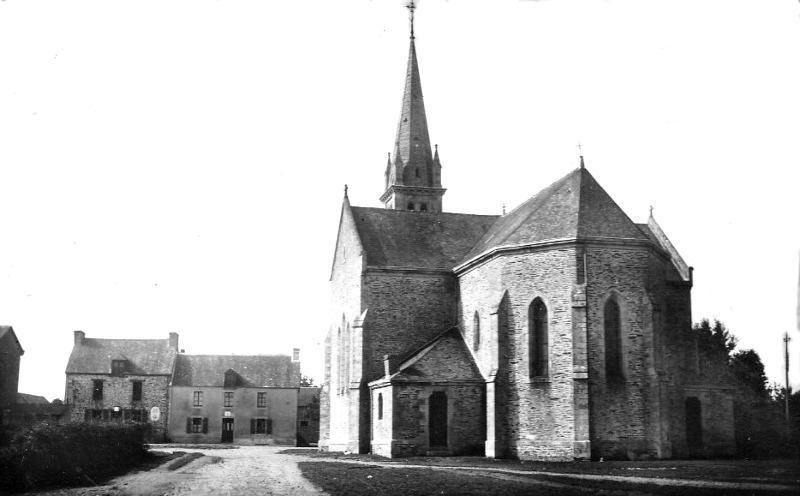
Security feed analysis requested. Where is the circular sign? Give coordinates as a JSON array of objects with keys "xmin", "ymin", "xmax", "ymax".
[{"xmin": 150, "ymin": 407, "xmax": 161, "ymax": 421}]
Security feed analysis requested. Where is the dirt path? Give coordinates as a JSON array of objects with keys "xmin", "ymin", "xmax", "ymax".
[{"xmin": 31, "ymin": 446, "xmax": 328, "ymax": 496}]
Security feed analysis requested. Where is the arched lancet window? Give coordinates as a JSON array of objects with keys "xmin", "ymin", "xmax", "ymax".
[
  {"xmin": 377, "ymin": 393, "xmax": 383, "ymax": 420},
  {"xmin": 345, "ymin": 323, "xmax": 351, "ymax": 388},
  {"xmin": 529, "ymin": 298, "xmax": 549, "ymax": 377},
  {"xmin": 605, "ymin": 299, "xmax": 623, "ymax": 378},
  {"xmin": 420, "ymin": 203, "xmax": 428, "ymax": 212},
  {"xmin": 415, "ymin": 167, "xmax": 420, "ymax": 178},
  {"xmin": 473, "ymin": 312, "xmax": 480, "ymax": 350},
  {"xmin": 407, "ymin": 202, "xmax": 415, "ymax": 211},
  {"xmin": 336, "ymin": 327, "xmax": 343, "ymax": 394}
]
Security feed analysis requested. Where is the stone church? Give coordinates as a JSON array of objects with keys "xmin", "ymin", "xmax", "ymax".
[{"xmin": 320, "ymin": 8, "xmax": 735, "ymax": 461}]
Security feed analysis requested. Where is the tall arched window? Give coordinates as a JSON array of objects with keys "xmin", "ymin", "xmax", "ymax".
[
  {"xmin": 529, "ymin": 298, "xmax": 548, "ymax": 377},
  {"xmin": 605, "ymin": 299, "xmax": 623, "ymax": 378},
  {"xmin": 473, "ymin": 312, "xmax": 480, "ymax": 350},
  {"xmin": 337, "ymin": 328, "xmax": 343, "ymax": 394},
  {"xmin": 378, "ymin": 393, "xmax": 383, "ymax": 420}
]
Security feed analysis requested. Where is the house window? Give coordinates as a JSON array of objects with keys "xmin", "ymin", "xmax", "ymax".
[
  {"xmin": 605, "ymin": 299, "xmax": 623, "ymax": 378},
  {"xmin": 112, "ymin": 360, "xmax": 126, "ymax": 376},
  {"xmin": 224, "ymin": 392, "xmax": 234, "ymax": 408},
  {"xmin": 378, "ymin": 393, "xmax": 383, "ymax": 420},
  {"xmin": 251, "ymin": 418, "xmax": 272, "ymax": 434},
  {"xmin": 193, "ymin": 391, "xmax": 203, "ymax": 407},
  {"xmin": 257, "ymin": 392, "xmax": 267, "ymax": 408},
  {"xmin": 92, "ymin": 380, "xmax": 104, "ymax": 401},
  {"xmin": 529, "ymin": 298, "xmax": 549, "ymax": 377},
  {"xmin": 132, "ymin": 380, "xmax": 143, "ymax": 402},
  {"xmin": 187, "ymin": 417, "xmax": 207, "ymax": 434}
]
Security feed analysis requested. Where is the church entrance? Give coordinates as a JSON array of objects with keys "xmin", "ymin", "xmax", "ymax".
[
  {"xmin": 429, "ymin": 392, "xmax": 448, "ymax": 448},
  {"xmin": 685, "ymin": 397, "xmax": 702, "ymax": 456}
]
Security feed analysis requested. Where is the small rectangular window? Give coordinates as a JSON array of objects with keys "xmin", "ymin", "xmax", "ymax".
[
  {"xmin": 257, "ymin": 392, "xmax": 267, "ymax": 408},
  {"xmin": 92, "ymin": 380, "xmax": 104, "ymax": 401},
  {"xmin": 224, "ymin": 391, "xmax": 233, "ymax": 408},
  {"xmin": 193, "ymin": 391, "xmax": 203, "ymax": 407},
  {"xmin": 132, "ymin": 380, "xmax": 143, "ymax": 402}
]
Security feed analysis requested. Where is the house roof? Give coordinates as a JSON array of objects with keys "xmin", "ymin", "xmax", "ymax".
[
  {"xmin": 460, "ymin": 165, "xmax": 649, "ymax": 265},
  {"xmin": 172, "ymin": 354, "xmax": 299, "ymax": 388},
  {"xmin": 351, "ymin": 207, "xmax": 498, "ymax": 270},
  {"xmin": 65, "ymin": 337, "xmax": 177, "ymax": 375},
  {"xmin": 17, "ymin": 393, "xmax": 49, "ymax": 405},
  {"xmin": 0, "ymin": 326, "xmax": 24, "ymax": 355}
]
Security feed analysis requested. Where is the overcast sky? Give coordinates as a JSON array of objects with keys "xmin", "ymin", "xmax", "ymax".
[{"xmin": 1, "ymin": 0, "xmax": 799, "ymax": 402}]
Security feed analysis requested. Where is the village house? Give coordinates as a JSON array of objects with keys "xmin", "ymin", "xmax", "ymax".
[
  {"xmin": 168, "ymin": 351, "xmax": 301, "ymax": 445},
  {"xmin": 64, "ymin": 331, "xmax": 179, "ymax": 440},
  {"xmin": 320, "ymin": 5, "xmax": 735, "ymax": 461}
]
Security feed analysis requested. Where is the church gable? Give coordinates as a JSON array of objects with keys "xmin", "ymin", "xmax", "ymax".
[
  {"xmin": 390, "ymin": 328, "xmax": 483, "ymax": 383},
  {"xmin": 329, "ymin": 195, "xmax": 366, "ymax": 281}
]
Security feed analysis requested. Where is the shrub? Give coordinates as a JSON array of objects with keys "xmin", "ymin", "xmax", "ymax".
[{"xmin": 0, "ymin": 421, "xmax": 150, "ymax": 492}]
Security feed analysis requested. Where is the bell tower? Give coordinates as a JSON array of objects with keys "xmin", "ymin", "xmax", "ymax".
[{"xmin": 380, "ymin": 1, "xmax": 446, "ymax": 213}]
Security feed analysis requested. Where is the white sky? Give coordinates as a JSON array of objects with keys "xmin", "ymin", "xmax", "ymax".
[{"xmin": 1, "ymin": 0, "xmax": 799, "ymax": 402}]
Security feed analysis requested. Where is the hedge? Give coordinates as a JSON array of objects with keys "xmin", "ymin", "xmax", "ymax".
[{"xmin": 0, "ymin": 421, "xmax": 150, "ymax": 492}]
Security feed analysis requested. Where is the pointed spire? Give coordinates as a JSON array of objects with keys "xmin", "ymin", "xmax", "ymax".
[{"xmin": 379, "ymin": 2, "xmax": 446, "ymax": 212}]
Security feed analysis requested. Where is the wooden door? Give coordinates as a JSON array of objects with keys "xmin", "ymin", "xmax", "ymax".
[
  {"xmin": 222, "ymin": 418, "xmax": 234, "ymax": 443},
  {"xmin": 429, "ymin": 392, "xmax": 448, "ymax": 448}
]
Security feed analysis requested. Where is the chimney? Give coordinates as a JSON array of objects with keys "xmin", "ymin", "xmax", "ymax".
[
  {"xmin": 384, "ymin": 354, "xmax": 399, "ymax": 378},
  {"xmin": 292, "ymin": 348, "xmax": 300, "ymax": 362},
  {"xmin": 74, "ymin": 330, "xmax": 85, "ymax": 346},
  {"xmin": 169, "ymin": 332, "xmax": 179, "ymax": 351}
]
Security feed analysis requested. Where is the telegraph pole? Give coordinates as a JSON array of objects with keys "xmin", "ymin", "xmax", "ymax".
[{"xmin": 784, "ymin": 332, "xmax": 791, "ymax": 441}]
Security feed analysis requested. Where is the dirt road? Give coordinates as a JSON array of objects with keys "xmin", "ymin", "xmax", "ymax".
[{"xmin": 32, "ymin": 446, "xmax": 328, "ymax": 496}]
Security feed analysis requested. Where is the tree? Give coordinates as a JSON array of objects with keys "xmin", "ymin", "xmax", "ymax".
[
  {"xmin": 693, "ymin": 318, "xmax": 737, "ymax": 362},
  {"xmin": 300, "ymin": 375, "xmax": 315, "ymax": 387},
  {"xmin": 730, "ymin": 349, "xmax": 770, "ymax": 400}
]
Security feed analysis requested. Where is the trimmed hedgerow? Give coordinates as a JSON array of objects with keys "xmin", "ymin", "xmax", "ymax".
[{"xmin": 0, "ymin": 421, "xmax": 150, "ymax": 492}]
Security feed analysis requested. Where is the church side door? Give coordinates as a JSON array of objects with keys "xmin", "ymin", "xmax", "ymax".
[{"xmin": 429, "ymin": 392, "xmax": 448, "ymax": 448}]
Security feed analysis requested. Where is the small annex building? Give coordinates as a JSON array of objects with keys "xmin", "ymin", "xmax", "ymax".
[
  {"xmin": 169, "ymin": 353, "xmax": 301, "ymax": 445},
  {"xmin": 321, "ymin": 6, "xmax": 735, "ymax": 461},
  {"xmin": 65, "ymin": 331, "xmax": 179, "ymax": 440}
]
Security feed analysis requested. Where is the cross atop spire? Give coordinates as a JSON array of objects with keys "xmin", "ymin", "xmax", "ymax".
[{"xmin": 407, "ymin": 1, "xmax": 416, "ymax": 39}]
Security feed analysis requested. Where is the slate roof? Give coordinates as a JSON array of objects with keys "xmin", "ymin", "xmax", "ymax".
[
  {"xmin": 172, "ymin": 354, "xmax": 299, "ymax": 388},
  {"xmin": 0, "ymin": 326, "xmax": 24, "ymax": 354},
  {"xmin": 17, "ymin": 393, "xmax": 49, "ymax": 405},
  {"xmin": 65, "ymin": 338, "xmax": 177, "ymax": 375},
  {"xmin": 383, "ymin": 327, "xmax": 484, "ymax": 383},
  {"xmin": 351, "ymin": 207, "xmax": 498, "ymax": 270},
  {"xmin": 460, "ymin": 166, "xmax": 649, "ymax": 265}
]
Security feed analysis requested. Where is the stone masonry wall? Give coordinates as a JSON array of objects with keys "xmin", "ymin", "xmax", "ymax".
[
  {"xmin": 390, "ymin": 383, "xmax": 484, "ymax": 457},
  {"xmin": 584, "ymin": 245, "xmax": 663, "ymax": 459},
  {"xmin": 363, "ymin": 270, "xmax": 456, "ymax": 382},
  {"xmin": 66, "ymin": 374, "xmax": 171, "ymax": 441},
  {"xmin": 458, "ymin": 247, "xmax": 579, "ymax": 460}
]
